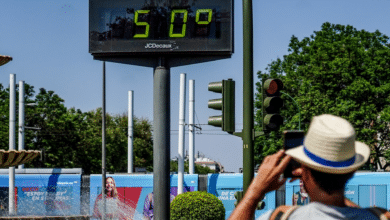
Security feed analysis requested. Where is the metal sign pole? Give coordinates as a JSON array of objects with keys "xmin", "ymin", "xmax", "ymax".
[{"xmin": 153, "ymin": 57, "xmax": 171, "ymax": 220}]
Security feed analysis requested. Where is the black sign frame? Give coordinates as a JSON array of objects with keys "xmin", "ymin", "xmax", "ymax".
[{"xmin": 89, "ymin": 0, "xmax": 234, "ymax": 65}]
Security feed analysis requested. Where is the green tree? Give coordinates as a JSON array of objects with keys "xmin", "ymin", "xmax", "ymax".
[
  {"xmin": 0, "ymin": 83, "xmax": 36, "ymax": 150},
  {"xmin": 170, "ymin": 160, "xmax": 216, "ymax": 174},
  {"xmin": 73, "ymin": 108, "xmax": 154, "ymax": 174},
  {"xmin": 254, "ymin": 22, "xmax": 390, "ymax": 170},
  {"xmin": 0, "ymin": 84, "xmax": 10, "ymax": 149},
  {"xmin": 25, "ymin": 88, "xmax": 87, "ymax": 169},
  {"xmin": 132, "ymin": 116, "xmax": 154, "ymax": 171},
  {"xmin": 0, "ymin": 83, "xmax": 154, "ymax": 174}
]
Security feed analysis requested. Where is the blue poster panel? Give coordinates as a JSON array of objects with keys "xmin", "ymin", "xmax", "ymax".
[
  {"xmin": 344, "ymin": 185, "xmax": 358, "ymax": 204},
  {"xmin": 348, "ymin": 172, "xmax": 390, "ymax": 209},
  {"xmin": 207, "ymin": 174, "xmax": 276, "ymax": 219},
  {"xmin": 286, "ymin": 172, "xmax": 390, "ymax": 210},
  {"xmin": 0, "ymin": 187, "xmax": 14, "ymax": 215},
  {"xmin": 286, "ymin": 179, "xmax": 362, "ymax": 206},
  {"xmin": 358, "ymin": 185, "xmax": 387, "ymax": 208},
  {"xmin": 0, "ymin": 174, "xmax": 81, "ymax": 216},
  {"xmin": 18, "ymin": 186, "xmax": 74, "ymax": 215}
]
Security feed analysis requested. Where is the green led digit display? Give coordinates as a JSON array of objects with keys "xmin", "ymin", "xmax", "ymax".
[
  {"xmin": 89, "ymin": 0, "xmax": 233, "ymax": 56},
  {"xmin": 133, "ymin": 10, "xmax": 150, "ymax": 38},
  {"xmin": 169, "ymin": 9, "xmax": 188, "ymax": 38},
  {"xmin": 92, "ymin": 6, "xmax": 219, "ymax": 40},
  {"xmin": 196, "ymin": 9, "xmax": 212, "ymax": 25}
]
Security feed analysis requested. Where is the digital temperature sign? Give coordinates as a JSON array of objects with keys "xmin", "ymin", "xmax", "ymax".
[{"xmin": 89, "ymin": 0, "xmax": 233, "ymax": 57}]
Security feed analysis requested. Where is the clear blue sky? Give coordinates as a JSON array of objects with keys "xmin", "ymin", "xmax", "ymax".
[{"xmin": 1, "ymin": 0, "xmax": 389, "ymax": 172}]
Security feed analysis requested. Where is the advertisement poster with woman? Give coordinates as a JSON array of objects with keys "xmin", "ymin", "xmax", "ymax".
[{"xmin": 89, "ymin": 175, "xmax": 197, "ymax": 220}]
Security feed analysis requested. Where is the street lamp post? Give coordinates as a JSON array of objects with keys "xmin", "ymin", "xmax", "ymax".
[
  {"xmin": 18, "ymin": 81, "xmax": 25, "ymax": 169},
  {"xmin": 1, "ymin": 55, "xmax": 15, "ymax": 216},
  {"xmin": 9, "ymin": 74, "xmax": 16, "ymax": 216}
]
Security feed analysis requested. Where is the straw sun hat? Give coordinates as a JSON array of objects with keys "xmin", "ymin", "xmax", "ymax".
[{"xmin": 285, "ymin": 114, "xmax": 370, "ymax": 174}]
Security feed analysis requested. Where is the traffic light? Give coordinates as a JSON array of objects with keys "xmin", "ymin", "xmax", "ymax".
[
  {"xmin": 208, "ymin": 79, "xmax": 235, "ymax": 133},
  {"xmin": 262, "ymin": 79, "xmax": 284, "ymax": 131}
]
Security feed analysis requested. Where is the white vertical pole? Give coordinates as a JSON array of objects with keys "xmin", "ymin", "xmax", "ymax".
[
  {"xmin": 9, "ymin": 74, "xmax": 16, "ymax": 215},
  {"xmin": 189, "ymin": 80, "xmax": 195, "ymax": 174},
  {"xmin": 128, "ymin": 91, "xmax": 134, "ymax": 173},
  {"xmin": 18, "ymin": 81, "xmax": 25, "ymax": 169},
  {"xmin": 178, "ymin": 73, "xmax": 186, "ymax": 195}
]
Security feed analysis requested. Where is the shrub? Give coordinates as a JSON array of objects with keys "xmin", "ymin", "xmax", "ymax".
[{"xmin": 170, "ymin": 191, "xmax": 225, "ymax": 220}]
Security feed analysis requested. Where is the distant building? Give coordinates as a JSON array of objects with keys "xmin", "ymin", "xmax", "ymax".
[
  {"xmin": 194, "ymin": 151, "xmax": 224, "ymax": 173},
  {"xmin": 171, "ymin": 151, "xmax": 226, "ymax": 173}
]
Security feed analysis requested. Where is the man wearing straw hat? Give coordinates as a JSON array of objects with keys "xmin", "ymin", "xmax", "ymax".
[{"xmin": 229, "ymin": 114, "xmax": 390, "ymax": 220}]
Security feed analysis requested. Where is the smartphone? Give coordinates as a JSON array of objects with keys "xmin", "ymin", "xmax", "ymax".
[{"xmin": 283, "ymin": 130, "xmax": 305, "ymax": 178}]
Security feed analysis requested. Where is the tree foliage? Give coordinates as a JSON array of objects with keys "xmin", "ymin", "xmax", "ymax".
[
  {"xmin": 0, "ymin": 84, "xmax": 153, "ymax": 174},
  {"xmin": 254, "ymin": 22, "xmax": 390, "ymax": 170},
  {"xmin": 0, "ymin": 83, "xmax": 36, "ymax": 152},
  {"xmin": 170, "ymin": 160, "xmax": 216, "ymax": 174}
]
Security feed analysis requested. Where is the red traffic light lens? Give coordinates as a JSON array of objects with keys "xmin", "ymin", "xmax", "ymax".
[
  {"xmin": 266, "ymin": 80, "xmax": 278, "ymax": 95},
  {"xmin": 264, "ymin": 79, "xmax": 283, "ymax": 96}
]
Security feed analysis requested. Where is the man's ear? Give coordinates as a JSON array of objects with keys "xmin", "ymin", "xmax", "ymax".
[
  {"xmin": 289, "ymin": 167, "xmax": 303, "ymax": 183},
  {"xmin": 292, "ymin": 167, "xmax": 303, "ymax": 176}
]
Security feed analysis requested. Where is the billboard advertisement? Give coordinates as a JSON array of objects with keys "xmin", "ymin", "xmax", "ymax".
[
  {"xmin": 90, "ymin": 174, "xmax": 198, "ymax": 219},
  {"xmin": 0, "ymin": 174, "xmax": 81, "ymax": 216}
]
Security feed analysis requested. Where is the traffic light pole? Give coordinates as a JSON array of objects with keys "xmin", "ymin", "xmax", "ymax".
[
  {"xmin": 234, "ymin": 0, "xmax": 267, "ymax": 212},
  {"xmin": 242, "ymin": 0, "xmax": 254, "ymax": 196}
]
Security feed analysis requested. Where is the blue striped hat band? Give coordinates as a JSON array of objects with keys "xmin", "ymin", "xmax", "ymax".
[{"xmin": 303, "ymin": 146, "xmax": 355, "ymax": 167}]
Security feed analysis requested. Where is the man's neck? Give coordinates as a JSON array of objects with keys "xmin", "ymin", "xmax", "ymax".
[{"xmin": 309, "ymin": 189, "xmax": 346, "ymax": 207}]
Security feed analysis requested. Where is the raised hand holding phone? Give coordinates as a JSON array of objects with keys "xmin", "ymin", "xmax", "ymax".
[{"xmin": 283, "ymin": 130, "xmax": 304, "ymax": 178}]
